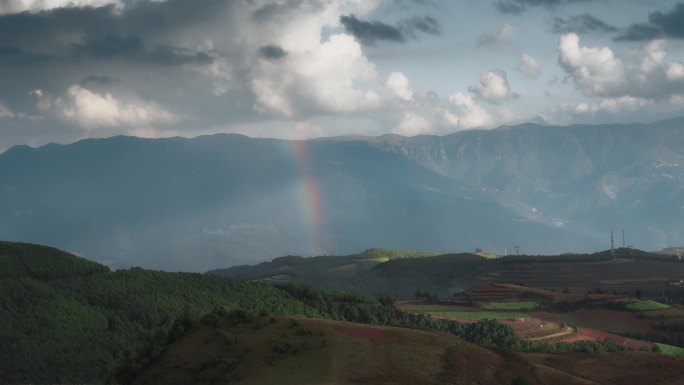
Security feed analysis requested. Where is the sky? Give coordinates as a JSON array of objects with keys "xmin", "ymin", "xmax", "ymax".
[{"xmin": 2, "ymin": 0, "xmax": 684, "ymax": 151}]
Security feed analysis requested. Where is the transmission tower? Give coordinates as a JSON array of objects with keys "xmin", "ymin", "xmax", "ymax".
[
  {"xmin": 610, "ymin": 229, "xmax": 615, "ymax": 260},
  {"xmin": 622, "ymin": 229, "xmax": 625, "ymax": 249}
]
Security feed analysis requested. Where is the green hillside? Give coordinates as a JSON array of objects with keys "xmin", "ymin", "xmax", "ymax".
[
  {"xmin": 0, "ymin": 241, "xmax": 109, "ymax": 279},
  {"xmin": 4, "ymin": 241, "xmax": 683, "ymax": 384},
  {"xmin": 0, "ymin": 242, "xmax": 509, "ymax": 384},
  {"xmin": 210, "ymin": 250, "xmax": 488, "ymax": 298},
  {"xmin": 356, "ymin": 247, "xmax": 442, "ymax": 260},
  {"xmin": 213, "ymin": 247, "xmax": 684, "ymax": 299},
  {"xmin": 0, "ymin": 242, "xmax": 324, "ymax": 384}
]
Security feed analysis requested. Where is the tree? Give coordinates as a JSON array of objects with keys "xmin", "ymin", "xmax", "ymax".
[
  {"xmin": 378, "ymin": 294, "xmax": 395, "ymax": 307},
  {"xmin": 511, "ymin": 374, "xmax": 530, "ymax": 385}
]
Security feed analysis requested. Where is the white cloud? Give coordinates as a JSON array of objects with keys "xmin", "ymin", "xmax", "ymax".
[
  {"xmin": 640, "ymin": 40, "xmax": 666, "ymax": 74},
  {"xmin": 291, "ymin": 120, "xmax": 325, "ymax": 139},
  {"xmin": 443, "ymin": 92, "xmax": 494, "ymax": 129},
  {"xmin": 469, "ymin": 69, "xmax": 512, "ymax": 104},
  {"xmin": 393, "ymin": 112, "xmax": 432, "ymax": 136},
  {"xmin": 251, "ymin": 33, "xmax": 381, "ymax": 117},
  {"xmin": 386, "ymin": 72, "xmax": 413, "ymax": 101},
  {"xmin": 559, "ymin": 34, "xmax": 684, "ymax": 99},
  {"xmin": 126, "ymin": 126, "xmax": 179, "ymax": 139},
  {"xmin": 666, "ymin": 62, "xmax": 684, "ymax": 81},
  {"xmin": 0, "ymin": 0, "xmax": 123, "ymax": 15},
  {"xmin": 56, "ymin": 85, "xmax": 180, "ymax": 130},
  {"xmin": 516, "ymin": 53, "xmax": 540, "ymax": 79},
  {"xmin": 0, "ymin": 101, "xmax": 15, "ymax": 118},
  {"xmin": 543, "ymin": 96, "xmax": 654, "ymax": 125},
  {"xmin": 558, "ymin": 33, "xmax": 626, "ymax": 96}
]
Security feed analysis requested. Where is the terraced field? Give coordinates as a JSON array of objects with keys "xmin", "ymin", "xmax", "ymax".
[
  {"xmin": 483, "ymin": 301, "xmax": 539, "ymax": 310},
  {"xmin": 464, "ymin": 259, "xmax": 684, "ymax": 292},
  {"xmin": 428, "ymin": 310, "xmax": 530, "ymax": 320}
]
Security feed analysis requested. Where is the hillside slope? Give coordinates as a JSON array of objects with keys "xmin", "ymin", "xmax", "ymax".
[
  {"xmin": 133, "ymin": 315, "xmax": 540, "ymax": 385},
  {"xmin": 211, "ymin": 248, "xmax": 684, "ymax": 298},
  {"xmin": 0, "ymin": 241, "xmax": 321, "ymax": 384},
  {"xmin": 133, "ymin": 314, "xmax": 684, "ymax": 385},
  {"xmin": 0, "ymin": 240, "xmax": 109, "ymax": 279},
  {"xmin": 366, "ymin": 119, "xmax": 684, "ymax": 250}
]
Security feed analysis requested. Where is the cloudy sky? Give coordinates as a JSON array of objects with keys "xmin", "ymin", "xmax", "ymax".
[{"xmin": 2, "ymin": 0, "xmax": 684, "ymax": 150}]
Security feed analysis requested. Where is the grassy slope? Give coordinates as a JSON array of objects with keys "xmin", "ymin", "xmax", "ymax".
[
  {"xmin": 627, "ymin": 300, "xmax": 671, "ymax": 311},
  {"xmin": 656, "ymin": 343, "xmax": 684, "ymax": 357},
  {"xmin": 135, "ymin": 315, "xmax": 684, "ymax": 385},
  {"xmin": 484, "ymin": 301, "xmax": 539, "ymax": 310},
  {"xmin": 133, "ymin": 316, "xmax": 540, "ymax": 385},
  {"xmin": 427, "ymin": 310, "xmax": 530, "ymax": 320}
]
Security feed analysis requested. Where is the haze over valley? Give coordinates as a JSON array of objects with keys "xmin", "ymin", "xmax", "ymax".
[{"xmin": 2, "ymin": 118, "xmax": 683, "ymax": 271}]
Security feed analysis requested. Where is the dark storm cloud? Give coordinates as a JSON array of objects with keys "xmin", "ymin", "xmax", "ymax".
[
  {"xmin": 615, "ymin": 23, "xmax": 664, "ymax": 41},
  {"xmin": 259, "ymin": 45, "xmax": 287, "ymax": 60},
  {"xmin": 79, "ymin": 75, "xmax": 120, "ymax": 86},
  {"xmin": 340, "ymin": 14, "xmax": 441, "ymax": 45},
  {"xmin": 252, "ymin": 0, "xmax": 308, "ymax": 20},
  {"xmin": 0, "ymin": 0, "xmax": 231, "ymax": 56},
  {"xmin": 70, "ymin": 35, "xmax": 213, "ymax": 66},
  {"xmin": 495, "ymin": 0, "xmax": 587, "ymax": 14},
  {"xmin": 0, "ymin": 46, "xmax": 53, "ymax": 66},
  {"xmin": 340, "ymin": 15, "xmax": 406, "ymax": 45},
  {"xmin": 0, "ymin": 5, "xmax": 116, "ymax": 49},
  {"xmin": 552, "ymin": 14, "xmax": 617, "ymax": 34},
  {"xmin": 616, "ymin": 3, "xmax": 684, "ymax": 41}
]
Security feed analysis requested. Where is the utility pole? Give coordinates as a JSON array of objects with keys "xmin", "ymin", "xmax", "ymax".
[
  {"xmin": 610, "ymin": 229, "xmax": 615, "ymax": 260},
  {"xmin": 622, "ymin": 229, "xmax": 625, "ymax": 249}
]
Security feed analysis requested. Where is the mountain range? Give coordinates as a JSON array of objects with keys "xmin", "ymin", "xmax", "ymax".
[{"xmin": 1, "ymin": 118, "xmax": 682, "ymax": 271}]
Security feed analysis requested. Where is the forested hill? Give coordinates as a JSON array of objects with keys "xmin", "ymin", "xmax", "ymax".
[
  {"xmin": 0, "ymin": 241, "xmax": 109, "ymax": 279},
  {"xmin": 0, "ymin": 241, "xmax": 321, "ymax": 383},
  {"xmin": 0, "ymin": 241, "xmax": 509, "ymax": 384}
]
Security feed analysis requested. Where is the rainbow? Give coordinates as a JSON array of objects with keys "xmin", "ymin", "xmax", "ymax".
[{"xmin": 287, "ymin": 139, "xmax": 327, "ymax": 255}]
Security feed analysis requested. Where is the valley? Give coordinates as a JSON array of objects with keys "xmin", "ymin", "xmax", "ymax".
[{"xmin": 3, "ymin": 241, "xmax": 684, "ymax": 384}]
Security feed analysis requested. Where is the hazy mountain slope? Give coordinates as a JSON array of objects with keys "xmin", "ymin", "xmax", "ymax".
[
  {"xmin": 1, "ymin": 118, "xmax": 682, "ymax": 270},
  {"xmin": 367, "ymin": 119, "xmax": 684, "ymax": 249},
  {"xmin": 0, "ymin": 134, "xmax": 574, "ymax": 271}
]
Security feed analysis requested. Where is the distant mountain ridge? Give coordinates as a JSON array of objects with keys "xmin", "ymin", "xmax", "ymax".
[{"xmin": 1, "ymin": 118, "xmax": 683, "ymax": 270}]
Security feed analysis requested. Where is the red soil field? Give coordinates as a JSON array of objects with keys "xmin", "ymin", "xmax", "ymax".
[
  {"xmin": 464, "ymin": 259, "xmax": 684, "ymax": 292},
  {"xmin": 469, "ymin": 284, "xmax": 520, "ymax": 293},
  {"xmin": 532, "ymin": 309, "xmax": 653, "ymax": 335},
  {"xmin": 560, "ymin": 327, "xmax": 654, "ymax": 350}
]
